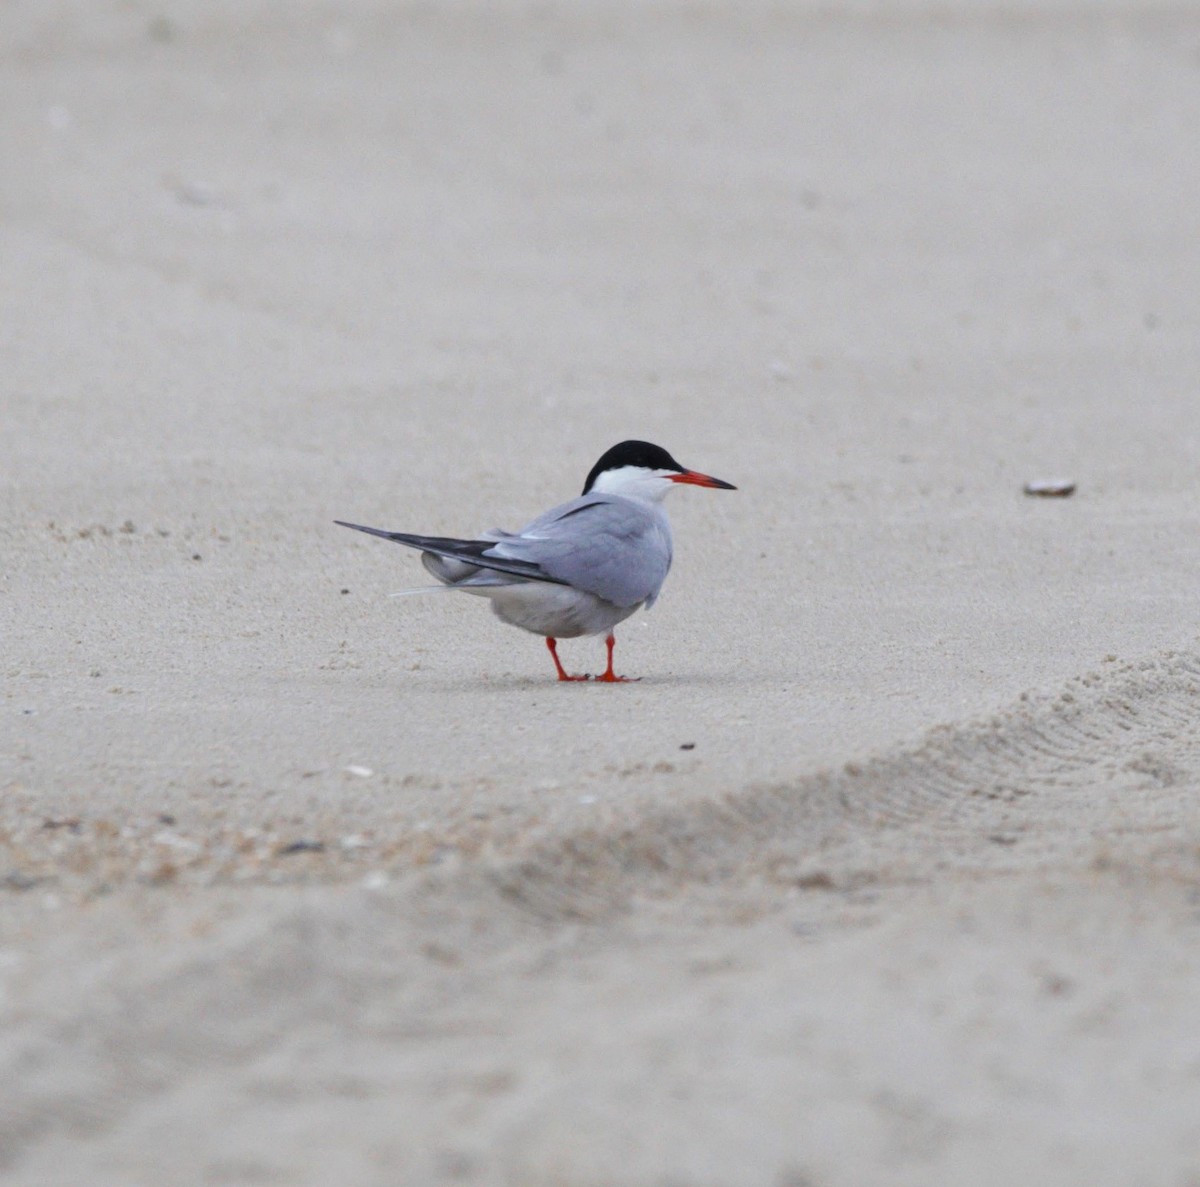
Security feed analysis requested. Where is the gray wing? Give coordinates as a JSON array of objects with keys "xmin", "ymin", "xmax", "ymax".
[{"xmin": 488, "ymin": 494, "xmax": 673, "ymax": 608}]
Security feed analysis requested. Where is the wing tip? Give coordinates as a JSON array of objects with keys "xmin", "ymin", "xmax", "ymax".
[{"xmin": 336, "ymin": 520, "xmax": 395, "ymax": 540}]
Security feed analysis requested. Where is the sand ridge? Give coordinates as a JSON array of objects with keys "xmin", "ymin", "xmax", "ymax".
[{"xmin": 489, "ymin": 649, "xmax": 1200, "ymax": 921}]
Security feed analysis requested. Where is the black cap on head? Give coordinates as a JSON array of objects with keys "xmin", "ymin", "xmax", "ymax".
[{"xmin": 582, "ymin": 440, "xmax": 685, "ymax": 494}]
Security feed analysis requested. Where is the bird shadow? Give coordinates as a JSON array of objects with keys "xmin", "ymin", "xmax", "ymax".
[{"xmin": 413, "ymin": 669, "xmax": 743, "ymax": 695}]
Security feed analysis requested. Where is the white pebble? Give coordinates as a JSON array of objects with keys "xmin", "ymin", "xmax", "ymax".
[{"xmin": 153, "ymin": 830, "xmax": 201, "ymax": 853}]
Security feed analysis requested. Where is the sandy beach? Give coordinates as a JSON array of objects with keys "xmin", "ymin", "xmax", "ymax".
[{"xmin": 5, "ymin": 2, "xmax": 1200, "ymax": 1182}]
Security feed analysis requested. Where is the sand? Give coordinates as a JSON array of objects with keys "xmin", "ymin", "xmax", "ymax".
[{"xmin": 4, "ymin": 1, "xmax": 1200, "ymax": 1183}]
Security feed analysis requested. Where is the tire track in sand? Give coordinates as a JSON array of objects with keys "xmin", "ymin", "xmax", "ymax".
[{"xmin": 491, "ymin": 651, "xmax": 1200, "ymax": 919}]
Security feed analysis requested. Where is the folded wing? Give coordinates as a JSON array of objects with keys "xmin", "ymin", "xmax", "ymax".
[{"xmin": 488, "ymin": 495, "xmax": 673, "ymax": 608}]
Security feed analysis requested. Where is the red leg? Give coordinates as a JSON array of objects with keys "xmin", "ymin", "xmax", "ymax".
[
  {"xmin": 546, "ymin": 637, "xmax": 589, "ymax": 682},
  {"xmin": 595, "ymin": 633, "xmax": 638, "ymax": 683}
]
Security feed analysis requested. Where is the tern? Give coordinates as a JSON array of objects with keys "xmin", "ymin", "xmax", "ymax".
[{"xmin": 336, "ymin": 440, "xmax": 736, "ymax": 682}]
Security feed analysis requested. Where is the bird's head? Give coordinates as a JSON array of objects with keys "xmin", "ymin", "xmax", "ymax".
[{"xmin": 582, "ymin": 440, "xmax": 737, "ymax": 502}]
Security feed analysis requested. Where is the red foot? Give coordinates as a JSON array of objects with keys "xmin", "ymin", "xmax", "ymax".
[
  {"xmin": 546, "ymin": 638, "xmax": 590, "ymax": 682},
  {"xmin": 596, "ymin": 634, "xmax": 639, "ymax": 683},
  {"xmin": 545, "ymin": 636, "xmax": 640, "ymax": 683}
]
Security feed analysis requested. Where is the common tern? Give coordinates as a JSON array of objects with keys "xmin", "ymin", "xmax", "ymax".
[{"xmin": 336, "ymin": 440, "xmax": 736, "ymax": 682}]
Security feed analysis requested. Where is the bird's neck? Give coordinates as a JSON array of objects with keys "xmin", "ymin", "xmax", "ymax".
[{"xmin": 588, "ymin": 466, "xmax": 673, "ymax": 503}]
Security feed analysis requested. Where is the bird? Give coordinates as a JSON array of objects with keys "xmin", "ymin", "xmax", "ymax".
[{"xmin": 335, "ymin": 440, "xmax": 736, "ymax": 682}]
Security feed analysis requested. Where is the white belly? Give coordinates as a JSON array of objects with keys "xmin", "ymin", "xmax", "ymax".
[{"xmin": 472, "ymin": 582, "xmax": 640, "ymax": 638}]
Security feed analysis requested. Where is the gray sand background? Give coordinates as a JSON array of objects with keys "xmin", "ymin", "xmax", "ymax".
[{"xmin": 5, "ymin": 2, "xmax": 1200, "ymax": 1183}]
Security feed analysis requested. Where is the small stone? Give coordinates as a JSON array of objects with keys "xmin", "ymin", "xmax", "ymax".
[
  {"xmin": 1023, "ymin": 479, "xmax": 1076, "ymax": 498},
  {"xmin": 176, "ymin": 183, "xmax": 217, "ymax": 207},
  {"xmin": 42, "ymin": 817, "xmax": 81, "ymax": 832},
  {"xmin": 147, "ymin": 15, "xmax": 175, "ymax": 42},
  {"xmin": 794, "ymin": 871, "xmax": 836, "ymax": 890},
  {"xmin": 154, "ymin": 830, "xmax": 200, "ymax": 853},
  {"xmin": 277, "ymin": 839, "xmax": 324, "ymax": 856},
  {"xmin": 1040, "ymin": 973, "xmax": 1074, "ymax": 997},
  {"xmin": 3, "ymin": 871, "xmax": 42, "ymax": 891}
]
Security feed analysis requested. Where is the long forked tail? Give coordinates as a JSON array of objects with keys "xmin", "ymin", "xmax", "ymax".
[
  {"xmin": 335, "ymin": 521, "xmax": 430, "ymax": 547},
  {"xmin": 334, "ymin": 520, "xmax": 567, "ymax": 586}
]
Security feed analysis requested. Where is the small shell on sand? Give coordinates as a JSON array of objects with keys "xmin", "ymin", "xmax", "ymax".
[{"xmin": 1023, "ymin": 479, "xmax": 1076, "ymax": 498}]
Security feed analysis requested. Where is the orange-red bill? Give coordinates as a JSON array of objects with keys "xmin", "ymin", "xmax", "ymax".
[{"xmin": 670, "ymin": 470, "xmax": 737, "ymax": 490}]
